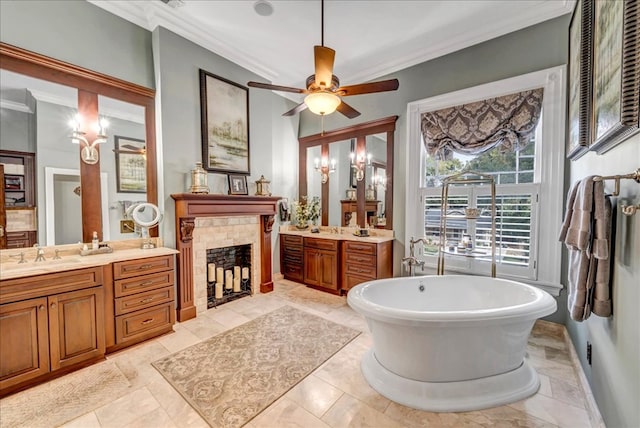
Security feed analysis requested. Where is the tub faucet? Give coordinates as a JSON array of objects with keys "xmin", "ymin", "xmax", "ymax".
[
  {"xmin": 33, "ymin": 244, "xmax": 46, "ymax": 262},
  {"xmin": 409, "ymin": 237, "xmax": 429, "ymax": 257},
  {"xmin": 402, "ymin": 256, "xmax": 425, "ymax": 277}
]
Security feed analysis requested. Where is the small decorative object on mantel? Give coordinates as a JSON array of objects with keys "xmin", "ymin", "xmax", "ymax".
[
  {"xmin": 345, "ymin": 189, "xmax": 356, "ymax": 200},
  {"xmin": 255, "ymin": 175, "xmax": 271, "ymax": 196},
  {"xmin": 228, "ymin": 174, "xmax": 249, "ymax": 195},
  {"xmin": 190, "ymin": 162, "xmax": 209, "ymax": 194}
]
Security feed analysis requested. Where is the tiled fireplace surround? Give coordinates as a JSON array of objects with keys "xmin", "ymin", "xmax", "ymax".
[
  {"xmin": 192, "ymin": 216, "xmax": 259, "ymax": 313},
  {"xmin": 171, "ymin": 194, "xmax": 280, "ymax": 321}
]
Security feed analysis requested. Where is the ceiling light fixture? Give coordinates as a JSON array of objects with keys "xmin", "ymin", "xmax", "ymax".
[
  {"xmin": 253, "ymin": 0, "xmax": 273, "ymax": 17},
  {"xmin": 304, "ymin": 91, "xmax": 341, "ymax": 116}
]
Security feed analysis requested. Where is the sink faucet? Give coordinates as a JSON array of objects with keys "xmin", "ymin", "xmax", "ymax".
[
  {"xmin": 409, "ymin": 237, "xmax": 429, "ymax": 257},
  {"xmin": 33, "ymin": 244, "xmax": 46, "ymax": 262}
]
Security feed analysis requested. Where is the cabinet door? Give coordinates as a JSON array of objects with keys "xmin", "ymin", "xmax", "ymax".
[
  {"xmin": 0, "ymin": 297, "xmax": 50, "ymax": 390},
  {"xmin": 319, "ymin": 251, "xmax": 339, "ymax": 290},
  {"xmin": 48, "ymin": 287, "xmax": 105, "ymax": 371},
  {"xmin": 303, "ymin": 249, "xmax": 321, "ymax": 286}
]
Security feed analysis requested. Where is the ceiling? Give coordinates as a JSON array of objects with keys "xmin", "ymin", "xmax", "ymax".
[{"xmin": 89, "ymin": 0, "xmax": 574, "ymax": 95}]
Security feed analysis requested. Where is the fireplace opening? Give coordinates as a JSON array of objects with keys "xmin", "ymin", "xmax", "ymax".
[{"xmin": 206, "ymin": 244, "xmax": 252, "ymax": 308}]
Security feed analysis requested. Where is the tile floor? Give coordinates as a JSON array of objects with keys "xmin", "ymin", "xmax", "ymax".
[{"xmin": 2, "ymin": 279, "xmax": 600, "ymax": 428}]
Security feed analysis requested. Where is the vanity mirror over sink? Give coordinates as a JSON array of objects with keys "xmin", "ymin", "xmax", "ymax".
[{"xmin": 0, "ymin": 43, "xmax": 176, "ymax": 399}]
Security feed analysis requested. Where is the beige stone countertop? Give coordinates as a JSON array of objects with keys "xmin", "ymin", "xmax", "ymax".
[
  {"xmin": 279, "ymin": 228, "xmax": 394, "ymax": 244},
  {"xmin": 0, "ymin": 241, "xmax": 178, "ymax": 281}
]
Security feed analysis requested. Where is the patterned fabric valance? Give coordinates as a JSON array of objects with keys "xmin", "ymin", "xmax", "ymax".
[{"xmin": 421, "ymin": 88, "xmax": 544, "ymax": 160}]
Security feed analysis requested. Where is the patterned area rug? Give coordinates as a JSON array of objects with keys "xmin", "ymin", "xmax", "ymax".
[
  {"xmin": 152, "ymin": 305, "xmax": 360, "ymax": 427},
  {"xmin": 0, "ymin": 361, "xmax": 130, "ymax": 428}
]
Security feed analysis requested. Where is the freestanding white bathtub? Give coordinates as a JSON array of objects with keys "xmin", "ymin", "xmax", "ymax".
[{"xmin": 347, "ymin": 275, "xmax": 557, "ymax": 412}]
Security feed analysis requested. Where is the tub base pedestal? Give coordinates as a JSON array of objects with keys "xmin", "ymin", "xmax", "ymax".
[{"xmin": 361, "ymin": 349, "xmax": 540, "ymax": 412}]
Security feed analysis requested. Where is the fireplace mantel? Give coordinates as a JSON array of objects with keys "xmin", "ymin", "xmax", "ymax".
[{"xmin": 171, "ymin": 193, "xmax": 280, "ymax": 321}]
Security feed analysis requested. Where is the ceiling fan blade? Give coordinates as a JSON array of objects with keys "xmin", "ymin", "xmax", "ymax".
[
  {"xmin": 337, "ymin": 78, "xmax": 399, "ymax": 96},
  {"xmin": 314, "ymin": 46, "xmax": 335, "ymax": 88},
  {"xmin": 247, "ymin": 81, "xmax": 307, "ymax": 94},
  {"xmin": 336, "ymin": 100, "xmax": 361, "ymax": 119},
  {"xmin": 283, "ymin": 102, "xmax": 308, "ymax": 117}
]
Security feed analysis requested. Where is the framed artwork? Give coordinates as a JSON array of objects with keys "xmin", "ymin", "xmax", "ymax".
[
  {"xmin": 199, "ymin": 69, "xmax": 250, "ymax": 174},
  {"xmin": 114, "ymin": 136, "xmax": 146, "ymax": 193},
  {"xmin": 589, "ymin": 0, "xmax": 639, "ymax": 154},
  {"xmin": 566, "ymin": 0, "xmax": 592, "ymax": 160},
  {"xmin": 228, "ymin": 174, "xmax": 248, "ymax": 195}
]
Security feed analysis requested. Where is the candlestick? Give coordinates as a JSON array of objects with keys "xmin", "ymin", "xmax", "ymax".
[
  {"xmin": 233, "ymin": 277, "xmax": 241, "ymax": 292},
  {"xmin": 216, "ymin": 267, "xmax": 224, "ymax": 284},
  {"xmin": 208, "ymin": 263, "xmax": 216, "ymax": 282},
  {"xmin": 225, "ymin": 270, "xmax": 233, "ymax": 290},
  {"xmin": 242, "ymin": 267, "xmax": 249, "ymax": 280},
  {"xmin": 215, "ymin": 282, "xmax": 223, "ymax": 299}
]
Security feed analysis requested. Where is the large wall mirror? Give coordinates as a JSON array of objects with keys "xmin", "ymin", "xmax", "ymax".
[
  {"xmin": 298, "ymin": 116, "xmax": 397, "ymax": 229},
  {"xmin": 0, "ymin": 43, "xmax": 157, "ymax": 245}
]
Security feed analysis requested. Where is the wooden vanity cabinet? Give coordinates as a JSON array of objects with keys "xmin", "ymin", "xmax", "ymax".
[
  {"xmin": 341, "ymin": 240, "xmax": 393, "ymax": 292},
  {"xmin": 303, "ymin": 237, "xmax": 340, "ymax": 293},
  {"xmin": 5, "ymin": 230, "xmax": 37, "ymax": 248},
  {"xmin": 280, "ymin": 234, "xmax": 303, "ymax": 282},
  {"xmin": 111, "ymin": 255, "xmax": 175, "ymax": 350},
  {"xmin": 0, "ymin": 267, "xmax": 105, "ymax": 396}
]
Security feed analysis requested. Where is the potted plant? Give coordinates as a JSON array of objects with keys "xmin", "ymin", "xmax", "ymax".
[{"xmin": 292, "ymin": 196, "xmax": 320, "ymax": 229}]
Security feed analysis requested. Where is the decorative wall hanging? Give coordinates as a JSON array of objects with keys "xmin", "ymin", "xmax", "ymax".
[
  {"xmin": 589, "ymin": 0, "xmax": 639, "ymax": 154},
  {"xmin": 200, "ymin": 69, "xmax": 250, "ymax": 174},
  {"xmin": 567, "ymin": 0, "xmax": 592, "ymax": 160},
  {"xmin": 114, "ymin": 135, "xmax": 146, "ymax": 193}
]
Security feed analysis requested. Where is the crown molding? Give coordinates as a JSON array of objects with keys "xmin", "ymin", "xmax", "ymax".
[
  {"xmin": 88, "ymin": 0, "xmax": 278, "ymax": 82},
  {"xmin": 347, "ymin": 0, "xmax": 576, "ymax": 84},
  {"xmin": 0, "ymin": 99, "xmax": 32, "ymax": 113},
  {"xmin": 89, "ymin": 0, "xmax": 574, "ymax": 89}
]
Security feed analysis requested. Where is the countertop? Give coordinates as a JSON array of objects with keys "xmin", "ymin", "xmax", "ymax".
[
  {"xmin": 279, "ymin": 229, "xmax": 394, "ymax": 244},
  {"xmin": 0, "ymin": 246, "xmax": 178, "ymax": 281}
]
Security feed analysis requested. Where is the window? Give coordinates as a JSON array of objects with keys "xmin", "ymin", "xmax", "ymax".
[{"xmin": 406, "ymin": 67, "xmax": 565, "ymax": 295}]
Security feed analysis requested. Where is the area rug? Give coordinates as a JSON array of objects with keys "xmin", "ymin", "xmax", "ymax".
[
  {"xmin": 152, "ymin": 305, "xmax": 360, "ymax": 427},
  {"xmin": 0, "ymin": 361, "xmax": 131, "ymax": 428}
]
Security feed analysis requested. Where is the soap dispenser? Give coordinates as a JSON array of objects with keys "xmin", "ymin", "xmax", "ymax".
[{"xmin": 91, "ymin": 231, "xmax": 99, "ymax": 250}]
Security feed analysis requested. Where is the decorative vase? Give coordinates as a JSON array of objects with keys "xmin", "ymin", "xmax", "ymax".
[{"xmin": 295, "ymin": 222, "xmax": 309, "ymax": 230}]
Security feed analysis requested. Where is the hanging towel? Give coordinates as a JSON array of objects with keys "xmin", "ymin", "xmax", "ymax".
[{"xmin": 559, "ymin": 177, "xmax": 613, "ymax": 321}]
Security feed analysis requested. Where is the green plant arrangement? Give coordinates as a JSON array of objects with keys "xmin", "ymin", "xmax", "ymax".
[{"xmin": 292, "ymin": 196, "xmax": 320, "ymax": 228}]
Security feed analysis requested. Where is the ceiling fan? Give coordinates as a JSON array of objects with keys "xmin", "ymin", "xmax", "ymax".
[{"xmin": 247, "ymin": 0, "xmax": 399, "ymax": 119}]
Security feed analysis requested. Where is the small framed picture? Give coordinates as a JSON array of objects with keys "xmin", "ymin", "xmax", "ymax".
[{"xmin": 228, "ymin": 174, "xmax": 248, "ymax": 195}]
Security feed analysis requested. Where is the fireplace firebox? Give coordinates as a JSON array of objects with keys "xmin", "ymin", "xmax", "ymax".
[{"xmin": 206, "ymin": 244, "xmax": 252, "ymax": 308}]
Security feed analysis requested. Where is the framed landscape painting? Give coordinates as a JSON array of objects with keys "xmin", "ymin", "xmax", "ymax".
[
  {"xmin": 114, "ymin": 136, "xmax": 146, "ymax": 193},
  {"xmin": 589, "ymin": 0, "xmax": 639, "ymax": 154},
  {"xmin": 200, "ymin": 69, "xmax": 250, "ymax": 174},
  {"xmin": 566, "ymin": 0, "xmax": 592, "ymax": 160}
]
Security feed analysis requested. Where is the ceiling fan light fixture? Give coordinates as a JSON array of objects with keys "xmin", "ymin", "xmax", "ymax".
[{"xmin": 304, "ymin": 91, "xmax": 341, "ymax": 116}]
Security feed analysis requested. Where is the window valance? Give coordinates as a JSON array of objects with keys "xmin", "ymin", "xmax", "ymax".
[{"xmin": 421, "ymin": 88, "xmax": 544, "ymax": 159}]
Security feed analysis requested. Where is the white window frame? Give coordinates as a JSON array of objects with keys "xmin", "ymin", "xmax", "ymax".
[{"xmin": 406, "ymin": 66, "xmax": 565, "ymax": 296}]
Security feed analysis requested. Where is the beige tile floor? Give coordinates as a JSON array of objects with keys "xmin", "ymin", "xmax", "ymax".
[{"xmin": 2, "ymin": 279, "xmax": 600, "ymax": 428}]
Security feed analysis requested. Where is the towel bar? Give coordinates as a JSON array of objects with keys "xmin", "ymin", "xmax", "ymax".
[{"xmin": 593, "ymin": 168, "xmax": 640, "ymax": 197}]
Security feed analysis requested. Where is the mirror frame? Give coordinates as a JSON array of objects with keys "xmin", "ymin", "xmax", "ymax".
[
  {"xmin": 298, "ymin": 116, "xmax": 397, "ymax": 229},
  {"xmin": 0, "ymin": 42, "xmax": 157, "ymax": 242}
]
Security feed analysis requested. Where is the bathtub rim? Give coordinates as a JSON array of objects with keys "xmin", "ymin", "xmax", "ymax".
[{"xmin": 347, "ymin": 275, "xmax": 557, "ymax": 324}]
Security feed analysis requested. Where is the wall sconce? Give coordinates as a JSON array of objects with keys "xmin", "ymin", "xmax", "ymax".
[
  {"xmin": 69, "ymin": 113, "xmax": 108, "ymax": 165},
  {"xmin": 350, "ymin": 151, "xmax": 371, "ymax": 181},
  {"xmin": 314, "ymin": 157, "xmax": 336, "ymax": 184}
]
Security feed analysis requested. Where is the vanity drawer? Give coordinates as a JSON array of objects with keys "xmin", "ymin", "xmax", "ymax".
[
  {"xmin": 344, "ymin": 262, "xmax": 377, "ymax": 278},
  {"xmin": 343, "ymin": 274, "xmax": 373, "ymax": 292},
  {"xmin": 344, "ymin": 241, "xmax": 376, "ymax": 255},
  {"xmin": 304, "ymin": 237, "xmax": 338, "ymax": 251},
  {"xmin": 115, "ymin": 286, "xmax": 174, "ymax": 316},
  {"xmin": 283, "ymin": 252, "xmax": 303, "ymax": 264},
  {"xmin": 282, "ymin": 234, "xmax": 303, "ymax": 247},
  {"xmin": 345, "ymin": 252, "xmax": 376, "ymax": 266},
  {"xmin": 115, "ymin": 302, "xmax": 175, "ymax": 344},
  {"xmin": 114, "ymin": 271, "xmax": 174, "ymax": 297},
  {"xmin": 0, "ymin": 267, "xmax": 102, "ymax": 304},
  {"xmin": 282, "ymin": 263, "xmax": 303, "ymax": 282},
  {"xmin": 113, "ymin": 255, "xmax": 174, "ymax": 280}
]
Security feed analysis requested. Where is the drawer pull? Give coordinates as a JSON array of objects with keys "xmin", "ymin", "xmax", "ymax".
[
  {"xmin": 354, "ymin": 268, "xmax": 370, "ymax": 273},
  {"xmin": 141, "ymin": 318, "xmax": 155, "ymax": 325},
  {"xmin": 351, "ymin": 245, "xmax": 370, "ymax": 251},
  {"xmin": 352, "ymin": 256, "xmax": 369, "ymax": 262},
  {"xmin": 140, "ymin": 281, "xmax": 154, "ymax": 286},
  {"xmin": 140, "ymin": 298, "xmax": 154, "ymax": 304},
  {"xmin": 138, "ymin": 264, "xmax": 153, "ymax": 270}
]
